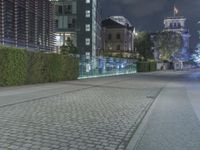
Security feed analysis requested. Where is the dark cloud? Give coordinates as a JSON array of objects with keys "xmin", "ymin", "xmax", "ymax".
[
  {"xmin": 105, "ymin": 0, "xmax": 168, "ymax": 17},
  {"xmin": 102, "ymin": 0, "xmax": 200, "ymax": 48}
]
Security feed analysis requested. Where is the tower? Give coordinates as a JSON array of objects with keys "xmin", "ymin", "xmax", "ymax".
[{"xmin": 163, "ymin": 5, "xmax": 190, "ymax": 61}]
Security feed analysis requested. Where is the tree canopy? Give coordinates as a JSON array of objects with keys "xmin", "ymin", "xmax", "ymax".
[
  {"xmin": 134, "ymin": 32, "xmax": 154, "ymax": 60},
  {"xmin": 191, "ymin": 44, "xmax": 200, "ymax": 63},
  {"xmin": 153, "ymin": 31, "xmax": 183, "ymax": 60}
]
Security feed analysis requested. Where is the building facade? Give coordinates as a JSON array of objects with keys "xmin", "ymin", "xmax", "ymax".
[
  {"xmin": 101, "ymin": 16, "xmax": 134, "ymax": 52},
  {"xmin": 51, "ymin": 0, "xmax": 102, "ymax": 59},
  {"xmin": 0, "ymin": 0, "xmax": 54, "ymax": 51},
  {"xmin": 164, "ymin": 16, "xmax": 190, "ymax": 60}
]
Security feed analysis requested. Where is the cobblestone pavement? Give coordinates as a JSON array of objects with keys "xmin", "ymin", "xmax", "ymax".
[{"xmin": 0, "ymin": 74, "xmax": 167, "ymax": 150}]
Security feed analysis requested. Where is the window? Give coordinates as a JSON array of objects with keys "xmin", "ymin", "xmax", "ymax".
[
  {"xmin": 86, "ymin": 0, "xmax": 90, "ymax": 3},
  {"xmin": 174, "ymin": 23, "xmax": 177, "ymax": 28},
  {"xmin": 72, "ymin": 19, "xmax": 76, "ymax": 27},
  {"xmin": 67, "ymin": 37, "xmax": 71, "ymax": 41},
  {"xmin": 85, "ymin": 38, "xmax": 90, "ymax": 45},
  {"xmin": 68, "ymin": 24, "xmax": 72, "ymax": 28},
  {"xmin": 108, "ymin": 34, "xmax": 112, "ymax": 40},
  {"xmin": 170, "ymin": 23, "xmax": 173, "ymax": 28},
  {"xmin": 58, "ymin": 6, "xmax": 62, "ymax": 15},
  {"xmin": 55, "ymin": 20, "xmax": 58, "ymax": 28},
  {"xmin": 116, "ymin": 33, "xmax": 121, "ymax": 40},
  {"xmin": 117, "ymin": 45, "xmax": 121, "ymax": 50},
  {"xmin": 55, "ymin": 6, "xmax": 60, "ymax": 15},
  {"xmin": 68, "ymin": 5, "xmax": 72, "ymax": 10},
  {"xmin": 64, "ymin": 5, "xmax": 72, "ymax": 14},
  {"xmin": 85, "ymin": 10, "xmax": 91, "ymax": 18},
  {"xmin": 85, "ymin": 24, "xmax": 90, "ymax": 31}
]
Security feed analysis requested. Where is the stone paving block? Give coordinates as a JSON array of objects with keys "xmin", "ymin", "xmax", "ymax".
[
  {"xmin": 7, "ymin": 145, "xmax": 19, "ymax": 150},
  {"xmin": 21, "ymin": 143, "xmax": 32, "ymax": 148},
  {"xmin": 0, "ymin": 75, "xmax": 164, "ymax": 150},
  {"xmin": 17, "ymin": 148, "xmax": 28, "ymax": 150},
  {"xmin": 40, "ymin": 147, "xmax": 51, "ymax": 150}
]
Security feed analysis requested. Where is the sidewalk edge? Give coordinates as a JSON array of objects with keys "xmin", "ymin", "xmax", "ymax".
[{"xmin": 125, "ymin": 86, "xmax": 165, "ymax": 150}]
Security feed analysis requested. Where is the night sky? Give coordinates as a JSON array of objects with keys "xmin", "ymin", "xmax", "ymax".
[{"xmin": 102, "ymin": 0, "xmax": 200, "ymax": 49}]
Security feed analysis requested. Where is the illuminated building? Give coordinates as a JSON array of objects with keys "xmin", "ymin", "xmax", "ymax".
[
  {"xmin": 0, "ymin": 0, "xmax": 54, "ymax": 51},
  {"xmin": 101, "ymin": 16, "xmax": 134, "ymax": 52},
  {"xmin": 50, "ymin": 0, "xmax": 102, "ymax": 59},
  {"xmin": 164, "ymin": 16, "xmax": 190, "ymax": 61}
]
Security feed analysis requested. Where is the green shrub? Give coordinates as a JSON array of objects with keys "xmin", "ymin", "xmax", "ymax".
[
  {"xmin": 26, "ymin": 52, "xmax": 79, "ymax": 84},
  {"xmin": 0, "ymin": 47, "xmax": 27, "ymax": 86},
  {"xmin": 137, "ymin": 62, "xmax": 149, "ymax": 72},
  {"xmin": 149, "ymin": 62, "xmax": 157, "ymax": 71},
  {"xmin": 26, "ymin": 52, "xmax": 46, "ymax": 84},
  {"xmin": 61, "ymin": 55, "xmax": 79, "ymax": 80},
  {"xmin": 48, "ymin": 54, "xmax": 63, "ymax": 82},
  {"xmin": 137, "ymin": 61, "xmax": 157, "ymax": 72},
  {"xmin": 0, "ymin": 46, "xmax": 79, "ymax": 86}
]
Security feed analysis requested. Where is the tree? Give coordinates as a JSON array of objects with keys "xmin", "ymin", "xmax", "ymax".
[
  {"xmin": 153, "ymin": 31, "xmax": 183, "ymax": 60},
  {"xmin": 191, "ymin": 31, "xmax": 200, "ymax": 64},
  {"xmin": 134, "ymin": 32, "xmax": 154, "ymax": 60},
  {"xmin": 191, "ymin": 44, "xmax": 200, "ymax": 64},
  {"xmin": 60, "ymin": 39, "xmax": 79, "ymax": 55}
]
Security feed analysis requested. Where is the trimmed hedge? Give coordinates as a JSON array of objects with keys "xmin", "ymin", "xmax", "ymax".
[
  {"xmin": 0, "ymin": 46, "xmax": 79, "ymax": 86},
  {"xmin": 0, "ymin": 47, "xmax": 27, "ymax": 86},
  {"xmin": 137, "ymin": 62, "xmax": 149, "ymax": 72},
  {"xmin": 137, "ymin": 61, "xmax": 157, "ymax": 72},
  {"xmin": 149, "ymin": 62, "xmax": 157, "ymax": 72}
]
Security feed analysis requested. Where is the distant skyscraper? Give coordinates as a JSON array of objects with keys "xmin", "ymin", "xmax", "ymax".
[
  {"xmin": 50, "ymin": 0, "xmax": 102, "ymax": 59},
  {"xmin": 0, "ymin": 0, "xmax": 54, "ymax": 51}
]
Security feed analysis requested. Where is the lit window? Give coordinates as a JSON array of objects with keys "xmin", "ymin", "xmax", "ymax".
[
  {"xmin": 85, "ymin": 10, "xmax": 91, "ymax": 18},
  {"xmin": 85, "ymin": 38, "xmax": 90, "ymax": 45},
  {"xmin": 86, "ymin": 0, "xmax": 90, "ymax": 3},
  {"xmin": 85, "ymin": 24, "xmax": 91, "ymax": 31}
]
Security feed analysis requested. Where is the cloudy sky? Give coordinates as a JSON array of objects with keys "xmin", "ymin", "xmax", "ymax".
[{"xmin": 102, "ymin": 0, "xmax": 200, "ymax": 49}]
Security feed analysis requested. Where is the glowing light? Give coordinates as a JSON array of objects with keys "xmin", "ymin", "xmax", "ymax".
[
  {"xmin": 55, "ymin": 35, "xmax": 60, "ymax": 41},
  {"xmin": 133, "ymin": 28, "xmax": 138, "ymax": 36}
]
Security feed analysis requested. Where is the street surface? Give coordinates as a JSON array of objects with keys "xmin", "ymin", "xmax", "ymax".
[
  {"xmin": 0, "ymin": 70, "xmax": 199, "ymax": 150},
  {"xmin": 129, "ymin": 69, "xmax": 200, "ymax": 150}
]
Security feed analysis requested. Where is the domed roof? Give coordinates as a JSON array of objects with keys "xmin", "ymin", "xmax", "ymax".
[{"xmin": 109, "ymin": 16, "xmax": 132, "ymax": 27}]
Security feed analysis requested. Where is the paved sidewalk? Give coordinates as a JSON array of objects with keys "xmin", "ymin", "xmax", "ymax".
[
  {"xmin": 0, "ymin": 74, "xmax": 166, "ymax": 150},
  {"xmin": 134, "ymin": 79, "xmax": 200, "ymax": 150}
]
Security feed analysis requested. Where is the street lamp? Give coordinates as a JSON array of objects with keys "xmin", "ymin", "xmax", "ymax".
[{"xmin": 133, "ymin": 28, "xmax": 138, "ymax": 37}]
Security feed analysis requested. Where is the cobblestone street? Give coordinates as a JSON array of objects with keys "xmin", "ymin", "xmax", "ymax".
[{"xmin": 0, "ymin": 74, "xmax": 167, "ymax": 150}]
